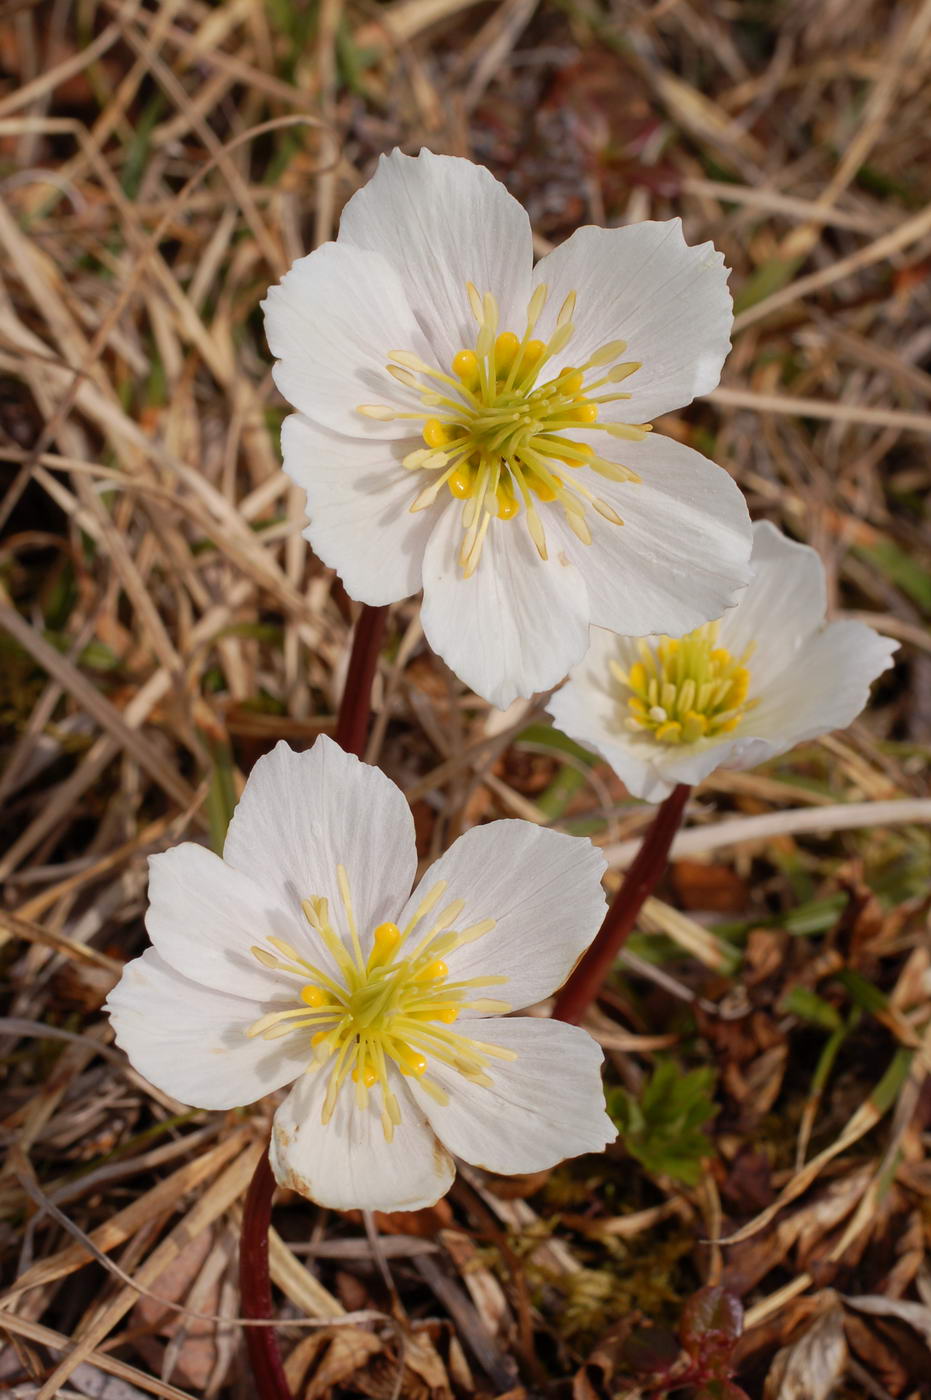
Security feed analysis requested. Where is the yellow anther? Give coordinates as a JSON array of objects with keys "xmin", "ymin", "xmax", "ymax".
[
  {"xmin": 521, "ymin": 338, "xmax": 545, "ymax": 369},
  {"xmin": 423, "ymin": 419, "xmax": 452, "ymax": 448},
  {"xmin": 448, "ymin": 465, "xmax": 476, "ymax": 499},
  {"xmin": 436, "ymin": 1007, "xmax": 459, "ymax": 1024},
  {"xmin": 452, "ymin": 349, "xmax": 480, "ymax": 387},
  {"xmin": 416, "ymin": 959, "xmax": 449, "ymax": 981},
  {"xmin": 496, "ymin": 480, "xmax": 520, "ymax": 520},
  {"xmin": 573, "ymin": 402, "xmax": 598, "ymax": 424},
  {"xmin": 654, "ymin": 720, "xmax": 682, "ymax": 742},
  {"xmin": 311, "ymin": 1031, "xmax": 328, "ymax": 1047},
  {"xmin": 352, "ymin": 1065, "xmax": 378, "ymax": 1087},
  {"xmin": 300, "ymin": 984, "xmax": 327, "ymax": 1008},
  {"xmin": 681, "ymin": 711, "xmax": 709, "ymax": 741},
  {"xmin": 559, "ymin": 368, "xmax": 584, "ymax": 395},
  {"xmin": 368, "ymin": 921, "xmax": 401, "ymax": 968},
  {"xmin": 628, "ymin": 661, "xmax": 647, "ymax": 693},
  {"xmin": 531, "ymin": 476, "xmax": 556, "ymax": 503},
  {"xmin": 728, "ymin": 669, "xmax": 751, "ymax": 705},
  {"xmin": 494, "ymin": 331, "xmax": 519, "ymax": 373},
  {"xmin": 399, "ymin": 1049, "xmax": 428, "ymax": 1077}
]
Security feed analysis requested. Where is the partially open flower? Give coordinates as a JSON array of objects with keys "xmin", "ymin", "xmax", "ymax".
[
  {"xmin": 106, "ymin": 738, "xmax": 615, "ymax": 1211},
  {"xmin": 547, "ymin": 522, "xmax": 898, "ymax": 802},
  {"xmin": 264, "ymin": 148, "xmax": 752, "ymax": 708}
]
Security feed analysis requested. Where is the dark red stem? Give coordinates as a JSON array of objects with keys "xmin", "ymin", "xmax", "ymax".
[
  {"xmin": 240, "ymin": 1148, "xmax": 292, "ymax": 1400},
  {"xmin": 240, "ymin": 604, "xmax": 388, "ymax": 1399},
  {"xmin": 334, "ymin": 604, "xmax": 389, "ymax": 759},
  {"xmin": 552, "ymin": 784, "xmax": 691, "ymax": 1025}
]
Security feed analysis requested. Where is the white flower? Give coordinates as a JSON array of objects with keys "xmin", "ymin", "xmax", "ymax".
[
  {"xmin": 106, "ymin": 737, "xmax": 615, "ymax": 1212},
  {"xmin": 548, "ymin": 522, "xmax": 898, "ymax": 803},
  {"xmin": 263, "ymin": 148, "xmax": 752, "ymax": 709}
]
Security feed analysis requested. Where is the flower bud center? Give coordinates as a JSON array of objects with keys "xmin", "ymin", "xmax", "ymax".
[
  {"xmin": 358, "ymin": 284, "xmax": 650, "ymax": 578},
  {"xmin": 245, "ymin": 871, "xmax": 514, "ymax": 1141},
  {"xmin": 615, "ymin": 622, "xmax": 759, "ymax": 745}
]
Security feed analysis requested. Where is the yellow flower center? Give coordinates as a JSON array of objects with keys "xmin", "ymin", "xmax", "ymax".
[
  {"xmin": 246, "ymin": 866, "xmax": 514, "ymax": 1142},
  {"xmin": 357, "ymin": 284, "xmax": 651, "ymax": 577},
  {"xmin": 614, "ymin": 622, "xmax": 758, "ymax": 745}
]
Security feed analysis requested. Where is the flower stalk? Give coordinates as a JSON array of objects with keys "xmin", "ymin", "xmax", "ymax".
[
  {"xmin": 552, "ymin": 784, "xmax": 691, "ymax": 1025},
  {"xmin": 239, "ymin": 605, "xmax": 387, "ymax": 1400},
  {"xmin": 334, "ymin": 603, "xmax": 389, "ymax": 759},
  {"xmin": 240, "ymin": 1147, "xmax": 293, "ymax": 1400}
]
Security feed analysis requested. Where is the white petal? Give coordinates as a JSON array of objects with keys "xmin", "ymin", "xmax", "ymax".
[
  {"xmin": 338, "ymin": 149, "xmax": 534, "ymax": 369},
  {"xmin": 270, "ymin": 1067, "xmax": 455, "ymax": 1211},
  {"xmin": 420, "ymin": 500, "xmax": 591, "ymax": 708},
  {"xmin": 106, "ymin": 950, "xmax": 307, "ymax": 1110},
  {"xmin": 744, "ymin": 619, "xmax": 897, "ymax": 753},
  {"xmin": 565, "ymin": 432, "xmax": 752, "ymax": 637},
  {"xmin": 281, "ymin": 414, "xmax": 434, "ymax": 605},
  {"xmin": 410, "ymin": 1016, "xmax": 615, "ymax": 1174},
  {"xmin": 145, "ymin": 843, "xmax": 300, "ymax": 1000},
  {"xmin": 532, "ymin": 220, "xmax": 732, "ymax": 420},
  {"xmin": 263, "ymin": 242, "xmax": 429, "ymax": 440},
  {"xmin": 718, "ymin": 520, "xmax": 826, "ymax": 691},
  {"xmin": 396, "ymin": 821, "xmax": 607, "ymax": 1012},
  {"xmin": 223, "ymin": 737, "xmax": 417, "ymax": 944}
]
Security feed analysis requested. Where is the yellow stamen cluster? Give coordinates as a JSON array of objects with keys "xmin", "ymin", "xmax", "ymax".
[
  {"xmin": 246, "ymin": 867, "xmax": 513, "ymax": 1142},
  {"xmin": 357, "ymin": 284, "xmax": 650, "ymax": 577},
  {"xmin": 614, "ymin": 622, "xmax": 758, "ymax": 745}
]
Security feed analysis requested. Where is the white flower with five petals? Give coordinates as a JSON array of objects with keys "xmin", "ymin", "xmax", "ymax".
[
  {"xmin": 106, "ymin": 737, "xmax": 616, "ymax": 1212},
  {"xmin": 263, "ymin": 148, "xmax": 752, "ymax": 708},
  {"xmin": 547, "ymin": 521, "xmax": 898, "ymax": 803}
]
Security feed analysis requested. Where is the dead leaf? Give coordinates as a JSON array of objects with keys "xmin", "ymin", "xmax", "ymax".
[
  {"xmin": 673, "ymin": 860, "xmax": 748, "ymax": 913},
  {"xmin": 295, "ymin": 1327, "xmax": 384, "ymax": 1400},
  {"xmin": 845, "ymin": 1294, "xmax": 931, "ymax": 1350},
  {"xmin": 763, "ymin": 1302, "xmax": 847, "ymax": 1399}
]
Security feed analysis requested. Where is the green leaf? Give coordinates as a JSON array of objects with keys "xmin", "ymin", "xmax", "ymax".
[
  {"xmin": 201, "ymin": 729, "xmax": 238, "ymax": 855},
  {"xmin": 782, "ymin": 985, "xmax": 843, "ymax": 1031},
  {"xmin": 608, "ymin": 1059, "xmax": 717, "ymax": 1185}
]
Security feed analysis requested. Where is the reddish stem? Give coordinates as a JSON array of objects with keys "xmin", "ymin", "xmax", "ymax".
[
  {"xmin": 334, "ymin": 604, "xmax": 390, "ymax": 759},
  {"xmin": 240, "ymin": 604, "xmax": 388, "ymax": 1399},
  {"xmin": 552, "ymin": 784, "xmax": 691, "ymax": 1025},
  {"xmin": 240, "ymin": 1148, "xmax": 292, "ymax": 1400}
]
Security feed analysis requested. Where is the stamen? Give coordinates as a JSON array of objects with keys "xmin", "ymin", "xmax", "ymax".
[
  {"xmin": 618, "ymin": 624, "xmax": 758, "ymax": 748},
  {"xmin": 604, "ymin": 423, "xmax": 652, "ymax": 441},
  {"xmin": 386, "ymin": 364, "xmax": 420, "ymax": 389},
  {"xmin": 380, "ymin": 283, "xmax": 650, "ymax": 575}
]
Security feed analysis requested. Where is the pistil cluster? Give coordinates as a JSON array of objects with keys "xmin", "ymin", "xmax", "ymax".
[
  {"xmin": 246, "ymin": 867, "xmax": 514, "ymax": 1141},
  {"xmin": 615, "ymin": 622, "xmax": 757, "ymax": 745},
  {"xmin": 358, "ymin": 284, "xmax": 651, "ymax": 577}
]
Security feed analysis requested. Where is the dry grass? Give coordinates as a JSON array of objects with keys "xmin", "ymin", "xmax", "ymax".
[{"xmin": 1, "ymin": 0, "xmax": 931, "ymax": 1395}]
